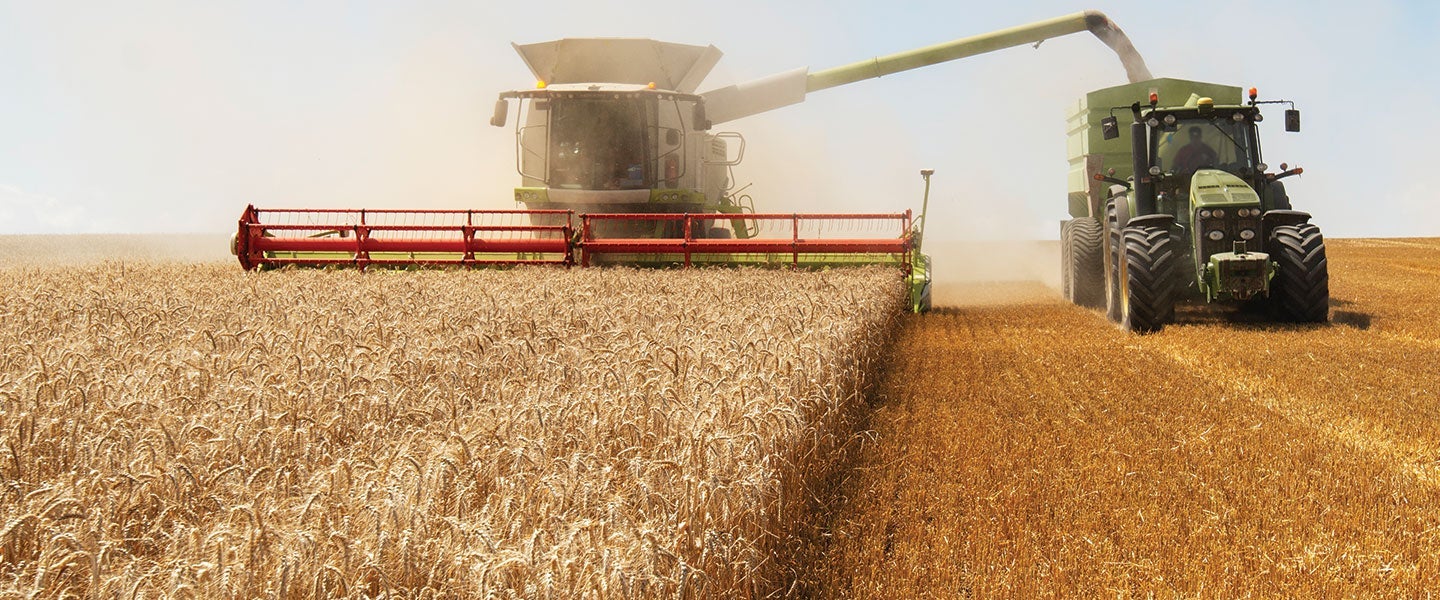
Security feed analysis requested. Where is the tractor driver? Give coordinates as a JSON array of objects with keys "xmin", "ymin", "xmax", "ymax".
[{"xmin": 1173, "ymin": 126, "xmax": 1218, "ymax": 175}]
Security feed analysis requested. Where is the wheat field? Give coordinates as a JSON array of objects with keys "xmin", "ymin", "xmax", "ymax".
[
  {"xmin": 822, "ymin": 238, "xmax": 1440, "ymax": 597},
  {"xmin": 3, "ymin": 237, "xmax": 1438, "ymax": 597},
  {"xmin": 0, "ymin": 262, "xmax": 902, "ymax": 598}
]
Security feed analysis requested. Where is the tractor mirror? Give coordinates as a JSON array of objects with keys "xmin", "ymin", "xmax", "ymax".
[
  {"xmin": 1101, "ymin": 116, "xmax": 1120, "ymax": 140},
  {"xmin": 489, "ymin": 99, "xmax": 508, "ymax": 127},
  {"xmin": 692, "ymin": 103, "xmax": 711, "ymax": 131},
  {"xmin": 1285, "ymin": 109, "xmax": 1301, "ymax": 132}
]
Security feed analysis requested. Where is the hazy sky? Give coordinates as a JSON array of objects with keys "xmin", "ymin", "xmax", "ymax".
[{"xmin": 2, "ymin": 1, "xmax": 1436, "ymax": 238}]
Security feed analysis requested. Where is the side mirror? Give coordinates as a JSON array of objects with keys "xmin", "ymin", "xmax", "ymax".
[
  {"xmin": 692, "ymin": 103, "xmax": 711, "ymax": 131},
  {"xmin": 1285, "ymin": 109, "xmax": 1301, "ymax": 132},
  {"xmin": 489, "ymin": 99, "xmax": 508, "ymax": 128},
  {"xmin": 1101, "ymin": 116, "xmax": 1120, "ymax": 140}
]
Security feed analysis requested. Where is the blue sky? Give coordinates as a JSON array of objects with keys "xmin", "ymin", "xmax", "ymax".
[{"xmin": 1, "ymin": 1, "xmax": 1436, "ymax": 238}]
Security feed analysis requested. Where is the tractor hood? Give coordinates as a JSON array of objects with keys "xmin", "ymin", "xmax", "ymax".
[
  {"xmin": 1190, "ymin": 169, "xmax": 1260, "ymax": 208},
  {"xmin": 512, "ymin": 38, "xmax": 722, "ymax": 93}
]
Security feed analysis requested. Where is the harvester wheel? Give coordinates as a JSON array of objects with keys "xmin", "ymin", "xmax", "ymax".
[
  {"xmin": 1066, "ymin": 217, "xmax": 1104, "ymax": 308},
  {"xmin": 1267, "ymin": 223, "xmax": 1329, "ymax": 322},
  {"xmin": 1120, "ymin": 224, "xmax": 1178, "ymax": 333}
]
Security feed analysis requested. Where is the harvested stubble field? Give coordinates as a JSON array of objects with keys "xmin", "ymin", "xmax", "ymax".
[
  {"xmin": 3, "ymin": 237, "xmax": 1439, "ymax": 598},
  {"xmin": 823, "ymin": 238, "xmax": 1440, "ymax": 597},
  {"xmin": 0, "ymin": 261, "xmax": 903, "ymax": 598}
]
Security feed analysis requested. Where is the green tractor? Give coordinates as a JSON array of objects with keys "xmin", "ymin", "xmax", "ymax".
[{"xmin": 1061, "ymin": 78, "xmax": 1327, "ymax": 332}]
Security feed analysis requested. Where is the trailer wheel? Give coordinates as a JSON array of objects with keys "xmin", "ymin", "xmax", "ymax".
[
  {"xmin": 1267, "ymin": 223, "xmax": 1329, "ymax": 322},
  {"xmin": 1120, "ymin": 223, "xmax": 1178, "ymax": 333},
  {"xmin": 1066, "ymin": 217, "xmax": 1104, "ymax": 308}
]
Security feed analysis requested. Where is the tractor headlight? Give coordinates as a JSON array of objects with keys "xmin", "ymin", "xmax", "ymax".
[
  {"xmin": 1257, "ymin": 162, "xmax": 1268, "ymax": 172},
  {"xmin": 1254, "ymin": 113, "xmax": 1264, "ymax": 122},
  {"xmin": 1163, "ymin": 114, "xmax": 1177, "ymax": 126},
  {"xmin": 1149, "ymin": 166, "xmax": 1162, "ymax": 176},
  {"xmin": 1212, "ymin": 208, "xmax": 1226, "ymax": 218},
  {"xmin": 1234, "ymin": 208, "xmax": 1249, "ymax": 217},
  {"xmin": 1232, "ymin": 112, "xmax": 1246, "ymax": 122},
  {"xmin": 1240, "ymin": 229, "xmax": 1256, "ymax": 240},
  {"xmin": 1208, "ymin": 230, "xmax": 1225, "ymax": 241},
  {"xmin": 1199, "ymin": 209, "xmax": 1212, "ymax": 219},
  {"xmin": 1147, "ymin": 117, "xmax": 1160, "ymax": 128}
]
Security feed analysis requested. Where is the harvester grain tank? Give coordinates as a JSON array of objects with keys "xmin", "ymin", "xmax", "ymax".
[
  {"xmin": 1060, "ymin": 79, "xmax": 1325, "ymax": 331},
  {"xmin": 235, "ymin": 11, "xmax": 1152, "ymax": 314}
]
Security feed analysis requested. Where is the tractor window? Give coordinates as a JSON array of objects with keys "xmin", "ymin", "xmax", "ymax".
[
  {"xmin": 1155, "ymin": 117, "xmax": 1257, "ymax": 176},
  {"xmin": 548, "ymin": 97, "xmax": 652, "ymax": 190}
]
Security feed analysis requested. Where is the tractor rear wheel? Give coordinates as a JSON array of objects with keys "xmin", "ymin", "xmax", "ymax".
[
  {"xmin": 1065, "ymin": 217, "xmax": 1104, "ymax": 308},
  {"xmin": 1060, "ymin": 219, "xmax": 1074, "ymax": 301},
  {"xmin": 1120, "ymin": 223, "xmax": 1179, "ymax": 333},
  {"xmin": 1104, "ymin": 200, "xmax": 1125, "ymax": 323},
  {"xmin": 1267, "ymin": 223, "xmax": 1329, "ymax": 322}
]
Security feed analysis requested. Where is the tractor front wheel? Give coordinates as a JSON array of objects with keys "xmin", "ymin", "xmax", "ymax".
[
  {"xmin": 1267, "ymin": 223, "xmax": 1329, "ymax": 322},
  {"xmin": 1120, "ymin": 224, "xmax": 1178, "ymax": 333}
]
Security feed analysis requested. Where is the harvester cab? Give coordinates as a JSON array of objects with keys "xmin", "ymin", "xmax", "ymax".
[
  {"xmin": 489, "ymin": 39, "xmax": 749, "ymax": 240},
  {"xmin": 1062, "ymin": 79, "xmax": 1327, "ymax": 332}
]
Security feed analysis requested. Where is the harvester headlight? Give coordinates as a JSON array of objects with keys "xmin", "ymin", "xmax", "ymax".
[
  {"xmin": 1208, "ymin": 230, "xmax": 1225, "ymax": 241},
  {"xmin": 1233, "ymin": 112, "xmax": 1246, "ymax": 122},
  {"xmin": 1147, "ymin": 117, "xmax": 1160, "ymax": 128},
  {"xmin": 1199, "ymin": 209, "xmax": 1212, "ymax": 219},
  {"xmin": 1213, "ymin": 208, "xmax": 1226, "ymax": 218},
  {"xmin": 1240, "ymin": 229, "xmax": 1256, "ymax": 240},
  {"xmin": 1163, "ymin": 114, "xmax": 1177, "ymax": 126},
  {"xmin": 1148, "ymin": 166, "xmax": 1162, "ymax": 176}
]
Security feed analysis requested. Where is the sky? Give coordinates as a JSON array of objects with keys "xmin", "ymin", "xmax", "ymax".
[{"xmin": 1, "ymin": 1, "xmax": 1437, "ymax": 239}]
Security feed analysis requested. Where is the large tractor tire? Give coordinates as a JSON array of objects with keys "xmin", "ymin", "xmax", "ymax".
[
  {"xmin": 1267, "ymin": 223, "xmax": 1329, "ymax": 322},
  {"xmin": 1119, "ymin": 223, "xmax": 1179, "ymax": 333},
  {"xmin": 1065, "ymin": 217, "xmax": 1105, "ymax": 308},
  {"xmin": 1103, "ymin": 200, "xmax": 1126, "ymax": 323},
  {"xmin": 1060, "ymin": 219, "xmax": 1074, "ymax": 301}
]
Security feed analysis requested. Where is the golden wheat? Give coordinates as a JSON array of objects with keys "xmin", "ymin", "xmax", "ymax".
[
  {"xmin": 0, "ymin": 262, "xmax": 904, "ymax": 598},
  {"xmin": 821, "ymin": 239, "xmax": 1440, "ymax": 597}
]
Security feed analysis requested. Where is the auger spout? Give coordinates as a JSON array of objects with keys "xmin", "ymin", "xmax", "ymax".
[{"xmin": 701, "ymin": 9, "xmax": 1151, "ymax": 124}]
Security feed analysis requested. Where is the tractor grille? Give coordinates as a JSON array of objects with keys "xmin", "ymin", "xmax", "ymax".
[{"xmin": 1195, "ymin": 207, "xmax": 1262, "ymax": 260}]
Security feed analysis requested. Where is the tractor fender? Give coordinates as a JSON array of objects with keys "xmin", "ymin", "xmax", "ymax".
[
  {"xmin": 1126, "ymin": 213, "xmax": 1175, "ymax": 231},
  {"xmin": 1263, "ymin": 209, "xmax": 1312, "ymax": 232}
]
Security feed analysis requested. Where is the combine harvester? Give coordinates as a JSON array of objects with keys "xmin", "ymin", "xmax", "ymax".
[
  {"xmin": 234, "ymin": 11, "xmax": 1152, "ymax": 313},
  {"xmin": 1060, "ymin": 79, "xmax": 1325, "ymax": 331}
]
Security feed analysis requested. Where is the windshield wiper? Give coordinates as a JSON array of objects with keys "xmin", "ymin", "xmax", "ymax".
[{"xmin": 1207, "ymin": 119, "xmax": 1250, "ymax": 164}]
